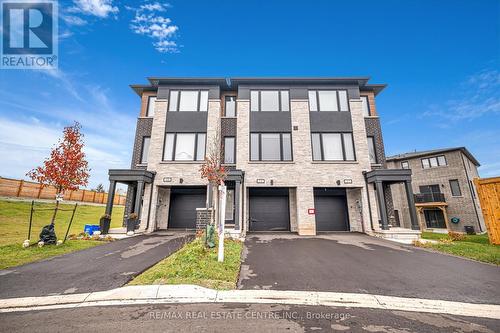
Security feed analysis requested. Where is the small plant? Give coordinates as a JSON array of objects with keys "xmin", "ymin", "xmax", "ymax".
[{"xmin": 448, "ymin": 231, "xmax": 466, "ymax": 241}]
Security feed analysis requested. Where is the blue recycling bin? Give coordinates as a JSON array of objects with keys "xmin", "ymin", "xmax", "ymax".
[{"xmin": 84, "ymin": 224, "xmax": 100, "ymax": 235}]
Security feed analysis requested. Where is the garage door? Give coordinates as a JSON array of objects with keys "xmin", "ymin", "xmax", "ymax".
[
  {"xmin": 314, "ymin": 188, "xmax": 349, "ymax": 231},
  {"xmin": 249, "ymin": 188, "xmax": 290, "ymax": 231},
  {"xmin": 168, "ymin": 187, "xmax": 206, "ymax": 229}
]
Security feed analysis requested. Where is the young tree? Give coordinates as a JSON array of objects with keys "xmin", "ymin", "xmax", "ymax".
[
  {"xmin": 27, "ymin": 122, "xmax": 90, "ymax": 225},
  {"xmin": 93, "ymin": 183, "xmax": 105, "ymax": 193}
]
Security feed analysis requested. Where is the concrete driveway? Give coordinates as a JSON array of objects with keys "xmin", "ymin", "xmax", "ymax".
[
  {"xmin": 0, "ymin": 231, "xmax": 194, "ymax": 299},
  {"xmin": 238, "ymin": 233, "xmax": 500, "ymax": 304}
]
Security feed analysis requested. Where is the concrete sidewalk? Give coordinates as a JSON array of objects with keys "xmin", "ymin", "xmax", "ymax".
[
  {"xmin": 0, "ymin": 231, "xmax": 194, "ymax": 299},
  {"xmin": 1, "ymin": 284, "xmax": 499, "ymax": 320}
]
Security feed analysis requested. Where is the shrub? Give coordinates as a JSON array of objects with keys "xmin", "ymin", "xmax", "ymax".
[{"xmin": 448, "ymin": 231, "xmax": 466, "ymax": 241}]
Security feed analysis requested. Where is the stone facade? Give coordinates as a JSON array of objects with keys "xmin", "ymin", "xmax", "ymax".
[{"xmin": 387, "ymin": 150, "xmax": 485, "ymax": 233}]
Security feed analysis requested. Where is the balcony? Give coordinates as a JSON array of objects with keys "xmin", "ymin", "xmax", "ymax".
[{"xmin": 414, "ymin": 192, "xmax": 446, "ymax": 203}]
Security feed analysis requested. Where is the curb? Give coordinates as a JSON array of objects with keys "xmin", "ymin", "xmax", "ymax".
[{"xmin": 1, "ymin": 285, "xmax": 499, "ymax": 319}]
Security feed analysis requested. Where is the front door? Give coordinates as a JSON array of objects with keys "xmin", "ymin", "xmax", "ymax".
[{"xmin": 424, "ymin": 209, "xmax": 446, "ymax": 228}]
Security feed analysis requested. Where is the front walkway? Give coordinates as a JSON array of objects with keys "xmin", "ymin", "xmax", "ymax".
[
  {"xmin": 238, "ymin": 233, "xmax": 500, "ymax": 304},
  {"xmin": 0, "ymin": 231, "xmax": 194, "ymax": 299}
]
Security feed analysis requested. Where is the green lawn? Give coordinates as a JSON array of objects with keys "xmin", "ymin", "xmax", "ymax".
[
  {"xmin": 129, "ymin": 237, "xmax": 243, "ymax": 290},
  {"xmin": 419, "ymin": 232, "xmax": 500, "ymax": 265},
  {"xmin": 0, "ymin": 199, "xmax": 124, "ymax": 269}
]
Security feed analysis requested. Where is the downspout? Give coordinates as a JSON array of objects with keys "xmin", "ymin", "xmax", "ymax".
[
  {"xmin": 460, "ymin": 153, "xmax": 482, "ymax": 232},
  {"xmin": 363, "ymin": 171, "xmax": 374, "ymax": 231},
  {"xmin": 145, "ymin": 172, "xmax": 156, "ymax": 232}
]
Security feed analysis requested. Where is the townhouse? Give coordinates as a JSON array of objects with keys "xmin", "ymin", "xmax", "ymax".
[
  {"xmin": 104, "ymin": 77, "xmax": 420, "ymax": 239},
  {"xmin": 387, "ymin": 148, "xmax": 485, "ymax": 233}
]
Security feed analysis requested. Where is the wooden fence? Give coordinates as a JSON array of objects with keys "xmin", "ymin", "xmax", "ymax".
[
  {"xmin": 474, "ymin": 177, "xmax": 500, "ymax": 245},
  {"xmin": 0, "ymin": 177, "xmax": 126, "ymax": 206}
]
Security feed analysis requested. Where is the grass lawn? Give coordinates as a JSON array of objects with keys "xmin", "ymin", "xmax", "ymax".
[
  {"xmin": 419, "ymin": 232, "xmax": 500, "ymax": 265},
  {"xmin": 129, "ymin": 237, "xmax": 243, "ymax": 290},
  {"xmin": 0, "ymin": 198, "xmax": 124, "ymax": 269}
]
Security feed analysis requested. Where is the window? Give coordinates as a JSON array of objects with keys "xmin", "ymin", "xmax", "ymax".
[
  {"xmin": 168, "ymin": 90, "xmax": 208, "ymax": 112},
  {"xmin": 250, "ymin": 133, "xmax": 292, "ymax": 161},
  {"xmin": 449, "ymin": 179, "xmax": 461, "ymax": 196},
  {"xmin": 308, "ymin": 90, "xmax": 349, "ymax": 112},
  {"xmin": 311, "ymin": 133, "xmax": 356, "ymax": 161},
  {"xmin": 163, "ymin": 133, "xmax": 206, "ymax": 161},
  {"xmin": 224, "ymin": 137, "xmax": 235, "ymax": 164},
  {"xmin": 421, "ymin": 155, "xmax": 447, "ymax": 169},
  {"xmin": 401, "ymin": 161, "xmax": 410, "ymax": 169},
  {"xmin": 367, "ymin": 136, "xmax": 377, "ymax": 163},
  {"xmin": 146, "ymin": 96, "xmax": 156, "ymax": 117},
  {"xmin": 140, "ymin": 137, "xmax": 150, "ymax": 164},
  {"xmin": 360, "ymin": 96, "xmax": 370, "ymax": 117},
  {"xmin": 224, "ymin": 96, "xmax": 236, "ymax": 117},
  {"xmin": 250, "ymin": 90, "xmax": 289, "ymax": 111},
  {"xmin": 225, "ymin": 189, "xmax": 234, "ymax": 220}
]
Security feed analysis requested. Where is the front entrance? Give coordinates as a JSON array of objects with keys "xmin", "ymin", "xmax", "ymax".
[
  {"xmin": 168, "ymin": 187, "xmax": 206, "ymax": 229},
  {"xmin": 424, "ymin": 209, "xmax": 446, "ymax": 229},
  {"xmin": 249, "ymin": 187, "xmax": 290, "ymax": 231},
  {"xmin": 314, "ymin": 188, "xmax": 349, "ymax": 231}
]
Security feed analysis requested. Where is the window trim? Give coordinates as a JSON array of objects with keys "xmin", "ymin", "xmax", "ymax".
[
  {"xmin": 168, "ymin": 90, "xmax": 209, "ymax": 112},
  {"xmin": 249, "ymin": 132, "xmax": 293, "ymax": 161},
  {"xmin": 140, "ymin": 136, "xmax": 150, "ymax": 164},
  {"xmin": 311, "ymin": 132, "xmax": 356, "ymax": 161},
  {"xmin": 223, "ymin": 136, "xmax": 236, "ymax": 164},
  {"xmin": 401, "ymin": 161, "xmax": 410, "ymax": 169},
  {"xmin": 367, "ymin": 136, "xmax": 377, "ymax": 164},
  {"xmin": 162, "ymin": 132, "xmax": 206, "ymax": 161},
  {"xmin": 224, "ymin": 95, "xmax": 237, "ymax": 117},
  {"xmin": 421, "ymin": 155, "xmax": 447, "ymax": 169},
  {"xmin": 146, "ymin": 96, "xmax": 156, "ymax": 117},
  {"xmin": 449, "ymin": 179, "xmax": 462, "ymax": 197},
  {"xmin": 308, "ymin": 89, "xmax": 350, "ymax": 112},
  {"xmin": 360, "ymin": 95, "xmax": 371, "ymax": 117},
  {"xmin": 250, "ymin": 89, "xmax": 290, "ymax": 112}
]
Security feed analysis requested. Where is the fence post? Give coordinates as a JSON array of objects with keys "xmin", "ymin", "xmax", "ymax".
[
  {"xmin": 92, "ymin": 191, "xmax": 97, "ymax": 203},
  {"xmin": 82, "ymin": 189, "xmax": 86, "ymax": 202},
  {"xmin": 17, "ymin": 180, "xmax": 24, "ymax": 197}
]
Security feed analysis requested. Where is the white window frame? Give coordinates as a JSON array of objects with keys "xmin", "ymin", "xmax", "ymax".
[
  {"xmin": 311, "ymin": 132, "xmax": 356, "ymax": 161},
  {"xmin": 250, "ymin": 90, "xmax": 290, "ymax": 112},
  {"xmin": 162, "ymin": 133, "xmax": 206, "ymax": 161},
  {"xmin": 168, "ymin": 90, "xmax": 209, "ymax": 112},
  {"xmin": 308, "ymin": 90, "xmax": 350, "ymax": 112},
  {"xmin": 250, "ymin": 133, "xmax": 293, "ymax": 161}
]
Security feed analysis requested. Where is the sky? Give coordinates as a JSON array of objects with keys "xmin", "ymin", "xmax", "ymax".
[{"xmin": 0, "ymin": 0, "xmax": 499, "ymax": 191}]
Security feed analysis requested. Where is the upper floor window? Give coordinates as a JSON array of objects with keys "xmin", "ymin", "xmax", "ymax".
[
  {"xmin": 311, "ymin": 132, "xmax": 355, "ymax": 161},
  {"xmin": 140, "ymin": 137, "xmax": 150, "ymax": 164},
  {"xmin": 250, "ymin": 133, "xmax": 292, "ymax": 161},
  {"xmin": 367, "ymin": 136, "xmax": 377, "ymax": 163},
  {"xmin": 168, "ymin": 90, "xmax": 208, "ymax": 112},
  {"xmin": 401, "ymin": 161, "xmax": 410, "ymax": 169},
  {"xmin": 224, "ymin": 137, "xmax": 236, "ymax": 164},
  {"xmin": 146, "ymin": 96, "xmax": 156, "ymax": 117},
  {"xmin": 360, "ymin": 96, "xmax": 370, "ymax": 117},
  {"xmin": 250, "ymin": 90, "xmax": 289, "ymax": 112},
  {"xmin": 421, "ymin": 155, "xmax": 447, "ymax": 169},
  {"xmin": 224, "ymin": 96, "xmax": 236, "ymax": 117},
  {"xmin": 449, "ymin": 179, "xmax": 462, "ymax": 196},
  {"xmin": 308, "ymin": 90, "xmax": 349, "ymax": 112},
  {"xmin": 163, "ymin": 133, "xmax": 206, "ymax": 161}
]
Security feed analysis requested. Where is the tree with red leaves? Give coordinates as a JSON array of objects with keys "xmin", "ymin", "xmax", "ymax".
[{"xmin": 27, "ymin": 122, "xmax": 90, "ymax": 225}]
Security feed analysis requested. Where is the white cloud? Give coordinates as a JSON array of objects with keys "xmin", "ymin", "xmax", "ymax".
[
  {"xmin": 61, "ymin": 14, "xmax": 88, "ymax": 26},
  {"xmin": 70, "ymin": 0, "xmax": 119, "ymax": 18},
  {"xmin": 423, "ymin": 68, "xmax": 500, "ymax": 121},
  {"xmin": 129, "ymin": 2, "xmax": 179, "ymax": 53}
]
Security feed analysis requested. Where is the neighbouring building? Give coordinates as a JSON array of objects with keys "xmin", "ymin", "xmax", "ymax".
[
  {"xmin": 386, "ymin": 148, "xmax": 485, "ymax": 233},
  {"xmin": 104, "ymin": 77, "xmax": 422, "ymax": 240}
]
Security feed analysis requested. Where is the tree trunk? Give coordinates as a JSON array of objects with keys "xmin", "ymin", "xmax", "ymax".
[{"xmin": 50, "ymin": 199, "xmax": 59, "ymax": 226}]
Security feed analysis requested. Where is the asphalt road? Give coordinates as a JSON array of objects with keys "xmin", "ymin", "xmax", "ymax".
[
  {"xmin": 238, "ymin": 233, "xmax": 500, "ymax": 304},
  {"xmin": 0, "ymin": 231, "xmax": 194, "ymax": 299},
  {"xmin": 1, "ymin": 303, "xmax": 498, "ymax": 332}
]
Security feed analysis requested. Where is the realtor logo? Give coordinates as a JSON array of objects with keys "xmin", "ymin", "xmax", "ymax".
[{"xmin": 1, "ymin": 0, "xmax": 58, "ymax": 69}]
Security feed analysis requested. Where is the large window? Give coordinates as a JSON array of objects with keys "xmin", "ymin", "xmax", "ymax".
[
  {"xmin": 308, "ymin": 90, "xmax": 349, "ymax": 112},
  {"xmin": 163, "ymin": 133, "xmax": 206, "ymax": 161},
  {"xmin": 224, "ymin": 137, "xmax": 235, "ymax": 164},
  {"xmin": 140, "ymin": 137, "xmax": 150, "ymax": 164},
  {"xmin": 168, "ymin": 90, "xmax": 208, "ymax": 112},
  {"xmin": 421, "ymin": 155, "xmax": 447, "ymax": 169},
  {"xmin": 449, "ymin": 179, "xmax": 462, "ymax": 196},
  {"xmin": 311, "ymin": 133, "xmax": 355, "ymax": 161},
  {"xmin": 360, "ymin": 96, "xmax": 370, "ymax": 117},
  {"xmin": 250, "ymin": 90, "xmax": 289, "ymax": 112},
  {"xmin": 250, "ymin": 133, "xmax": 292, "ymax": 161},
  {"xmin": 224, "ymin": 96, "xmax": 236, "ymax": 117},
  {"xmin": 146, "ymin": 96, "xmax": 156, "ymax": 117},
  {"xmin": 367, "ymin": 136, "xmax": 377, "ymax": 163}
]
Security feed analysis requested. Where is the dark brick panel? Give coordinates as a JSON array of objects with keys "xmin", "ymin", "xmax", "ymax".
[
  {"xmin": 365, "ymin": 118, "xmax": 387, "ymax": 167},
  {"xmin": 130, "ymin": 118, "xmax": 153, "ymax": 168}
]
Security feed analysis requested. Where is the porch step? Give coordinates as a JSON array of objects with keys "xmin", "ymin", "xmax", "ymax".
[{"xmin": 373, "ymin": 228, "xmax": 421, "ymax": 245}]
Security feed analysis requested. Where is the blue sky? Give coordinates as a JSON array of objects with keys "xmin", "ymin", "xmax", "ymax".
[{"xmin": 0, "ymin": 0, "xmax": 499, "ymax": 190}]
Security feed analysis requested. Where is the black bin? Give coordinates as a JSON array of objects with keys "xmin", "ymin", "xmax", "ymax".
[{"xmin": 464, "ymin": 225, "xmax": 475, "ymax": 235}]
